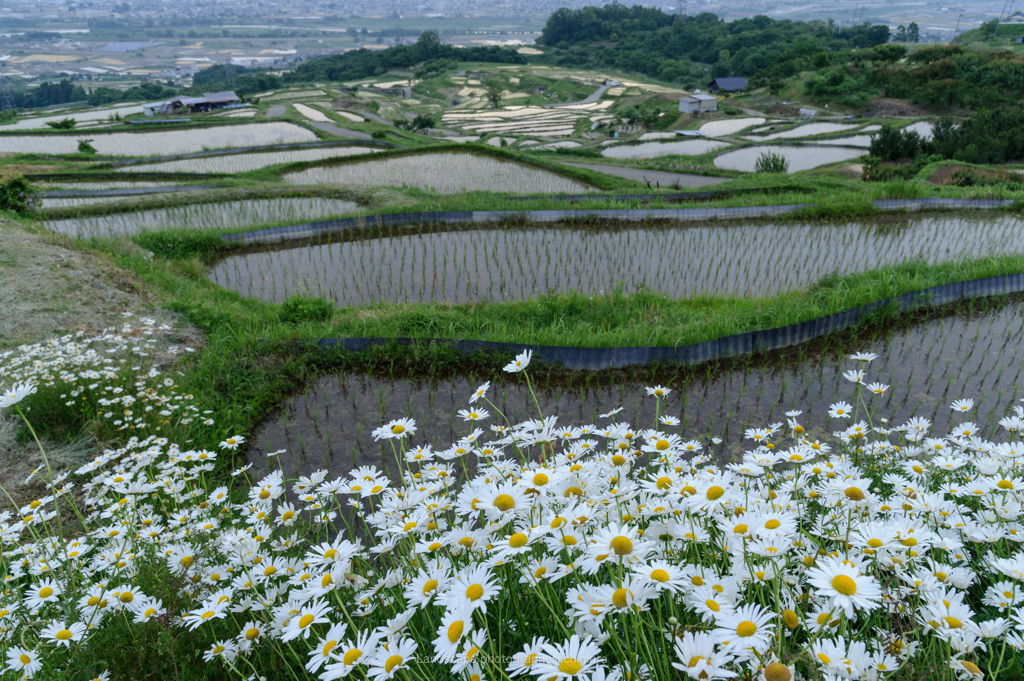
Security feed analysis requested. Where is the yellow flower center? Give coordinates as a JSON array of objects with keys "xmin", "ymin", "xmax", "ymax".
[
  {"xmin": 831, "ymin": 575, "xmax": 857, "ymax": 596},
  {"xmin": 736, "ymin": 621, "xmax": 757, "ymax": 637},
  {"xmin": 845, "ymin": 487, "xmax": 864, "ymax": 501},
  {"xmin": 493, "ymin": 494, "xmax": 515, "ymax": 512},
  {"xmin": 448, "ymin": 621, "xmax": 464, "ymax": 642},
  {"xmin": 612, "ymin": 588, "xmax": 632, "ymax": 609},
  {"xmin": 343, "ymin": 649, "xmax": 362, "ymax": 666},
  {"xmin": 466, "ymin": 584, "xmax": 484, "ymax": 601},
  {"xmin": 706, "ymin": 599, "xmax": 720, "ymax": 612},
  {"xmin": 298, "ymin": 614, "xmax": 315, "ymax": 629},
  {"xmin": 38, "ymin": 587, "xmax": 54, "ymax": 598},
  {"xmin": 384, "ymin": 654, "xmax": 403, "ymax": 672},
  {"xmin": 55, "ymin": 629, "xmax": 73, "ymax": 640},
  {"xmin": 559, "ymin": 658, "xmax": 583, "ymax": 675},
  {"xmin": 706, "ymin": 486, "xmax": 725, "ymax": 501},
  {"xmin": 764, "ymin": 662, "xmax": 791, "ymax": 681},
  {"xmin": 422, "ymin": 579, "xmax": 438, "ymax": 595},
  {"xmin": 782, "ymin": 609, "xmax": 799, "ymax": 629},
  {"xmin": 764, "ymin": 519, "xmax": 781, "ymax": 530},
  {"xmin": 509, "ymin": 533, "xmax": 528, "ymax": 548},
  {"xmin": 650, "ymin": 569, "xmax": 670, "ymax": 582},
  {"xmin": 609, "ymin": 536, "xmax": 633, "ymax": 555}
]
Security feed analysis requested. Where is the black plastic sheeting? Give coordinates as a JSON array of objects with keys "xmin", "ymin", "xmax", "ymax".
[
  {"xmin": 41, "ymin": 185, "xmax": 229, "ymax": 198},
  {"xmin": 318, "ymin": 272, "xmax": 1024, "ymax": 370},
  {"xmin": 221, "ymin": 205, "xmax": 811, "ymax": 246},
  {"xmin": 872, "ymin": 198, "xmax": 1017, "ymax": 211}
]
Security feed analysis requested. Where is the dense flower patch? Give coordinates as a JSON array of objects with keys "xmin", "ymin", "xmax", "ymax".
[{"xmin": 0, "ymin": 338, "xmax": 1023, "ymax": 681}]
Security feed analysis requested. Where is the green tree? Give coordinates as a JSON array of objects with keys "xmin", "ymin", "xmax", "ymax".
[
  {"xmin": 894, "ymin": 25, "xmax": 907, "ymax": 42},
  {"xmin": 907, "ymin": 22, "xmax": 920, "ymax": 43},
  {"xmin": 484, "ymin": 80, "xmax": 504, "ymax": 108}
]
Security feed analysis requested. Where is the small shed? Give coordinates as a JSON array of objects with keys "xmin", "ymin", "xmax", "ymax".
[
  {"xmin": 708, "ymin": 77, "xmax": 747, "ymax": 94},
  {"xmin": 142, "ymin": 100, "xmax": 170, "ymax": 116},
  {"xmin": 679, "ymin": 94, "xmax": 719, "ymax": 114}
]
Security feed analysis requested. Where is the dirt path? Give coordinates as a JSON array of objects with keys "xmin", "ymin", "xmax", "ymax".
[{"xmin": 0, "ymin": 217, "xmax": 203, "ymax": 506}]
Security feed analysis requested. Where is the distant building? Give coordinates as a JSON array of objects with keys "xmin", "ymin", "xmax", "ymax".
[
  {"xmin": 679, "ymin": 94, "xmax": 719, "ymax": 113},
  {"xmin": 142, "ymin": 91, "xmax": 242, "ymax": 116},
  {"xmin": 707, "ymin": 77, "xmax": 747, "ymax": 94}
]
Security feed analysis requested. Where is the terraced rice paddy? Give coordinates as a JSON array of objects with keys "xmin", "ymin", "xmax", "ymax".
[
  {"xmin": 0, "ymin": 103, "xmax": 143, "ymax": 131},
  {"xmin": 38, "ymin": 181, "xmax": 180, "ymax": 190},
  {"xmin": 699, "ymin": 117, "xmax": 767, "ymax": 137},
  {"xmin": 210, "ymin": 215, "xmax": 1022, "ymax": 306},
  {"xmin": 41, "ymin": 196, "xmax": 144, "ymax": 208},
  {"xmin": 441, "ymin": 102, "xmax": 614, "ymax": 137},
  {"xmin": 44, "ymin": 197, "xmax": 361, "ymax": 238},
  {"xmin": 281, "ymin": 152, "xmax": 593, "ymax": 193},
  {"xmin": 904, "ymin": 120, "xmax": 935, "ymax": 140},
  {"xmin": 0, "ymin": 121, "xmax": 317, "ymax": 155},
  {"xmin": 601, "ymin": 139, "xmax": 730, "ymax": 159},
  {"xmin": 714, "ymin": 144, "xmax": 865, "ymax": 172},
  {"xmin": 745, "ymin": 122, "xmax": 863, "ymax": 141},
  {"xmin": 252, "ymin": 299, "xmax": 1024, "ymax": 477},
  {"xmin": 115, "ymin": 145, "xmax": 383, "ymax": 174},
  {"xmin": 293, "ymin": 103, "xmax": 331, "ymax": 122}
]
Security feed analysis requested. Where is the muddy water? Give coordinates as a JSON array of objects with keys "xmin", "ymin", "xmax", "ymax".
[
  {"xmin": 251, "ymin": 300, "xmax": 1024, "ymax": 481},
  {"xmin": 210, "ymin": 215, "xmax": 1024, "ymax": 306}
]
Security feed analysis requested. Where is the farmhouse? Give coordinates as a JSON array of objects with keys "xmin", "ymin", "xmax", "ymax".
[
  {"xmin": 679, "ymin": 94, "xmax": 719, "ymax": 113},
  {"xmin": 142, "ymin": 91, "xmax": 242, "ymax": 116},
  {"xmin": 708, "ymin": 77, "xmax": 748, "ymax": 94}
]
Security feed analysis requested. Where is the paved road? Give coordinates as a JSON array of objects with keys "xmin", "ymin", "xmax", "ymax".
[
  {"xmin": 547, "ymin": 84, "xmax": 611, "ymax": 108},
  {"xmin": 563, "ymin": 162, "xmax": 731, "ymax": 188},
  {"xmin": 265, "ymin": 105, "xmax": 286, "ymax": 118},
  {"xmin": 306, "ymin": 121, "xmax": 372, "ymax": 140}
]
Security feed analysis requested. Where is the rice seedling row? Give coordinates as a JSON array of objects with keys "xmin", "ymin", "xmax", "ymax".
[
  {"xmin": 209, "ymin": 215, "xmax": 1023, "ymax": 307},
  {"xmin": 254, "ymin": 297, "xmax": 1024, "ymax": 484},
  {"xmin": 44, "ymin": 197, "xmax": 362, "ymax": 238}
]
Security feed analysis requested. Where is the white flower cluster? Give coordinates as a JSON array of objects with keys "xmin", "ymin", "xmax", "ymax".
[
  {"xmin": 0, "ymin": 351, "xmax": 1022, "ymax": 681},
  {"xmin": 0, "ymin": 322, "xmax": 212, "ymax": 433}
]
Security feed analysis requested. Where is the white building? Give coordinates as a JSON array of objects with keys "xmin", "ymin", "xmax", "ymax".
[{"xmin": 679, "ymin": 94, "xmax": 718, "ymax": 114}]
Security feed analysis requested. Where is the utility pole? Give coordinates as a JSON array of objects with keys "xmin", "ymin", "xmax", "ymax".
[
  {"xmin": 224, "ymin": 60, "xmax": 236, "ymax": 89},
  {"xmin": 953, "ymin": 13, "xmax": 962, "ymax": 40},
  {"xmin": 676, "ymin": 0, "xmax": 687, "ymax": 18}
]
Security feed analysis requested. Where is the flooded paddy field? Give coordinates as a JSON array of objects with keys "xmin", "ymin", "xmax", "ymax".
[
  {"xmin": 44, "ymin": 197, "xmax": 361, "ymax": 238},
  {"xmin": 251, "ymin": 299, "xmax": 1024, "ymax": 480},
  {"xmin": 116, "ymin": 145, "xmax": 384, "ymax": 175},
  {"xmin": 601, "ymin": 139, "xmax": 730, "ymax": 159},
  {"xmin": 282, "ymin": 151, "xmax": 594, "ymax": 194},
  {"xmin": 0, "ymin": 121, "xmax": 316, "ymax": 156},
  {"xmin": 210, "ymin": 215, "xmax": 1024, "ymax": 306},
  {"xmin": 714, "ymin": 145, "xmax": 866, "ymax": 172}
]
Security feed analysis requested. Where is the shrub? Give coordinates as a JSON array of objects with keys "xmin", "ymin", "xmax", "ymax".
[
  {"xmin": 77, "ymin": 138, "xmax": 97, "ymax": 154},
  {"xmin": 868, "ymin": 125, "xmax": 924, "ymax": 161},
  {"xmin": 0, "ymin": 175, "xmax": 40, "ymax": 214},
  {"xmin": 45, "ymin": 117, "xmax": 76, "ymax": 130},
  {"xmin": 371, "ymin": 129, "xmax": 387, "ymax": 140},
  {"xmin": 754, "ymin": 151, "xmax": 789, "ymax": 173},
  {"xmin": 279, "ymin": 295, "xmax": 334, "ymax": 324}
]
